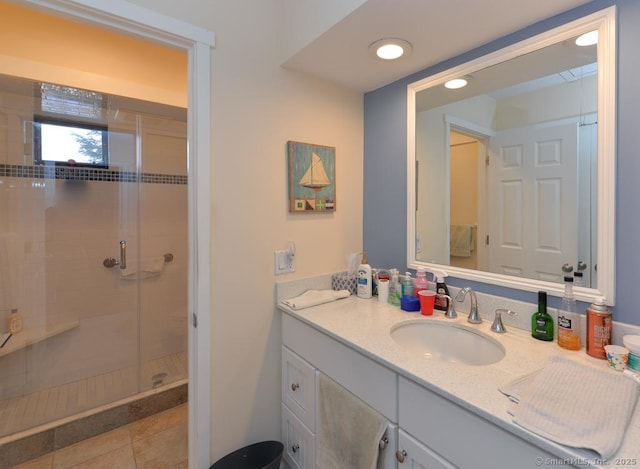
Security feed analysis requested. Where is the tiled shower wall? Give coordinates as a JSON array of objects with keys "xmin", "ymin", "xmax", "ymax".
[{"xmin": 0, "ymin": 78, "xmax": 188, "ymax": 404}]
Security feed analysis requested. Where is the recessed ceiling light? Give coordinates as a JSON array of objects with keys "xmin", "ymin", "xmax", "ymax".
[
  {"xmin": 444, "ymin": 78, "xmax": 468, "ymax": 89},
  {"xmin": 576, "ymin": 30, "xmax": 598, "ymax": 46},
  {"xmin": 369, "ymin": 38, "xmax": 412, "ymax": 61}
]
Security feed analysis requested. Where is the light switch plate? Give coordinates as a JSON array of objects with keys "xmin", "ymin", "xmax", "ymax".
[{"xmin": 274, "ymin": 250, "xmax": 295, "ymax": 274}]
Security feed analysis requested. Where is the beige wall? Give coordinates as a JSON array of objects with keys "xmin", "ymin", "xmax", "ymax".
[
  {"xmin": 122, "ymin": 0, "xmax": 364, "ymax": 461},
  {"xmin": 0, "ymin": 2, "xmax": 187, "ymax": 107}
]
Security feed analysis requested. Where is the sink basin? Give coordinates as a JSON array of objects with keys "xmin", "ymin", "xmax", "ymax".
[{"xmin": 390, "ymin": 320, "xmax": 505, "ymax": 366}]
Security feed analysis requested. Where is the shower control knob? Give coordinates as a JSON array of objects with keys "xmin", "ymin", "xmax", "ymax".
[
  {"xmin": 291, "ymin": 383, "xmax": 300, "ymax": 391},
  {"xmin": 292, "ymin": 444, "xmax": 300, "ymax": 453},
  {"xmin": 396, "ymin": 449, "xmax": 407, "ymax": 463}
]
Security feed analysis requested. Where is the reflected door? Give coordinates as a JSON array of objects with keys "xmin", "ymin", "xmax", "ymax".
[{"xmin": 488, "ymin": 122, "xmax": 578, "ymax": 282}]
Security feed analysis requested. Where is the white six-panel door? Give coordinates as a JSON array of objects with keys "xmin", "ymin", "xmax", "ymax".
[{"xmin": 488, "ymin": 122, "xmax": 578, "ymax": 282}]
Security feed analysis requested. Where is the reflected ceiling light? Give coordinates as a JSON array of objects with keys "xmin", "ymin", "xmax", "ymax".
[
  {"xmin": 576, "ymin": 30, "xmax": 598, "ymax": 46},
  {"xmin": 369, "ymin": 38, "xmax": 412, "ymax": 60},
  {"xmin": 444, "ymin": 77, "xmax": 469, "ymax": 89}
]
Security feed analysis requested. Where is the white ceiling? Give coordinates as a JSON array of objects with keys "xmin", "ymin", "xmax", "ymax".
[{"xmin": 282, "ymin": 0, "xmax": 594, "ymax": 92}]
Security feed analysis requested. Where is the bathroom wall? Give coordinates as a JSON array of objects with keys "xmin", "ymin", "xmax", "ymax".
[
  {"xmin": 0, "ymin": 2, "xmax": 187, "ymax": 107},
  {"xmin": 122, "ymin": 0, "xmax": 365, "ymax": 462},
  {"xmin": 363, "ymin": 0, "xmax": 640, "ymax": 326}
]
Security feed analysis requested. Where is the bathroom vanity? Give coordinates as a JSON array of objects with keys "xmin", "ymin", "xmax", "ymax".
[{"xmin": 277, "ymin": 279, "xmax": 640, "ymax": 469}]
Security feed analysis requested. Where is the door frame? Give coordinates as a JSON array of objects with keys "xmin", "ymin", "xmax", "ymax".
[
  {"xmin": 445, "ymin": 115, "xmax": 494, "ymax": 271},
  {"xmin": 14, "ymin": 1, "xmax": 214, "ymax": 467}
]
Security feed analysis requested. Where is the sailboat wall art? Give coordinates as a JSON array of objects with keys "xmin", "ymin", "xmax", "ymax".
[{"xmin": 287, "ymin": 141, "xmax": 336, "ymax": 213}]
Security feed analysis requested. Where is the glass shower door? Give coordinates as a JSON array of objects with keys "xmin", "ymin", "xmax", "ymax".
[
  {"xmin": 133, "ymin": 110, "xmax": 188, "ymax": 393},
  {"xmin": 0, "ymin": 76, "xmax": 142, "ymax": 437}
]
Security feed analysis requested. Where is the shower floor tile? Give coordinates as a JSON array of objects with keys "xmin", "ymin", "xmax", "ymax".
[
  {"xmin": 12, "ymin": 403, "xmax": 187, "ymax": 469},
  {"xmin": 0, "ymin": 351, "xmax": 187, "ymax": 439}
]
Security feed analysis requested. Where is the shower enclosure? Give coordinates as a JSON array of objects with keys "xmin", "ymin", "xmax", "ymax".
[{"xmin": 0, "ymin": 73, "xmax": 188, "ymax": 440}]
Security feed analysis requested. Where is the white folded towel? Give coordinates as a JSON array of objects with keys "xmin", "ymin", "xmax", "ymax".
[
  {"xmin": 317, "ymin": 373, "xmax": 388, "ymax": 469},
  {"xmin": 281, "ymin": 289, "xmax": 350, "ymax": 310},
  {"xmin": 499, "ymin": 355, "xmax": 640, "ymax": 458},
  {"xmin": 120, "ymin": 256, "xmax": 165, "ymax": 280}
]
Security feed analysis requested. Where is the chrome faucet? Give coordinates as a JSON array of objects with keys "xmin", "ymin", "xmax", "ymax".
[
  {"xmin": 491, "ymin": 308, "xmax": 516, "ymax": 333},
  {"xmin": 455, "ymin": 287, "xmax": 482, "ymax": 324}
]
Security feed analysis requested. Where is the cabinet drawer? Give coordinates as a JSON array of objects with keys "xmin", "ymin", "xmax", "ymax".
[
  {"xmin": 399, "ymin": 377, "xmax": 556, "ymax": 469},
  {"xmin": 397, "ymin": 428, "xmax": 455, "ymax": 469},
  {"xmin": 282, "ymin": 346, "xmax": 316, "ymax": 430},
  {"xmin": 282, "ymin": 403, "xmax": 315, "ymax": 469}
]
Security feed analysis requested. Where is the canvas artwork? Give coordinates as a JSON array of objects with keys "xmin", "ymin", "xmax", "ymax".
[{"xmin": 287, "ymin": 141, "xmax": 336, "ymax": 213}]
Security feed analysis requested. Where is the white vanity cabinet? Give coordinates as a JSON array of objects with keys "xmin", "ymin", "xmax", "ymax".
[
  {"xmin": 396, "ymin": 429, "xmax": 455, "ymax": 469},
  {"xmin": 281, "ymin": 346, "xmax": 316, "ymax": 469},
  {"xmin": 398, "ymin": 377, "xmax": 558, "ymax": 469},
  {"xmin": 282, "ymin": 312, "xmax": 563, "ymax": 469},
  {"xmin": 282, "ymin": 314, "xmax": 398, "ymax": 469}
]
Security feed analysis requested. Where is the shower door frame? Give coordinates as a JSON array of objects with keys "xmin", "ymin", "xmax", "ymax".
[{"xmin": 13, "ymin": 1, "xmax": 214, "ymax": 467}]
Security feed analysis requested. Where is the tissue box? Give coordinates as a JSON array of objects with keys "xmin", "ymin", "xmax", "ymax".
[{"xmin": 331, "ymin": 272, "xmax": 357, "ymax": 295}]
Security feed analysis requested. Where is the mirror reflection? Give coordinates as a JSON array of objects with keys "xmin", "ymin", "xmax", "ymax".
[{"xmin": 415, "ymin": 33, "xmax": 597, "ymax": 287}]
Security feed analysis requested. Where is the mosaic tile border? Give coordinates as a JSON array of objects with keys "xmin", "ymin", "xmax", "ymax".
[{"xmin": 0, "ymin": 164, "xmax": 187, "ymax": 185}]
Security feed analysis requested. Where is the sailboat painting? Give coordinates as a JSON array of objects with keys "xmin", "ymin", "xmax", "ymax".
[{"xmin": 288, "ymin": 141, "xmax": 336, "ymax": 213}]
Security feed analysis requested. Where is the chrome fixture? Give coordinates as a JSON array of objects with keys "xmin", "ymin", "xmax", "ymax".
[
  {"xmin": 455, "ymin": 287, "xmax": 482, "ymax": 324},
  {"xmin": 103, "ymin": 240, "xmax": 127, "ymax": 269},
  {"xmin": 490, "ymin": 308, "xmax": 517, "ymax": 333},
  {"xmin": 441, "ymin": 294, "xmax": 456, "ymax": 318}
]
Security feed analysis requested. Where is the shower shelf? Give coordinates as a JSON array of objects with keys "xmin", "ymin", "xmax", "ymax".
[{"xmin": 0, "ymin": 320, "xmax": 79, "ymax": 358}]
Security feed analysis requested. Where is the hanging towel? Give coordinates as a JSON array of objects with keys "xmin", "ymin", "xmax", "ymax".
[
  {"xmin": 499, "ymin": 355, "xmax": 640, "ymax": 458},
  {"xmin": 0, "ymin": 234, "xmax": 16, "ymax": 311},
  {"xmin": 120, "ymin": 256, "xmax": 165, "ymax": 280},
  {"xmin": 317, "ymin": 373, "xmax": 388, "ymax": 469},
  {"xmin": 281, "ymin": 289, "xmax": 350, "ymax": 310},
  {"xmin": 450, "ymin": 224, "xmax": 474, "ymax": 257}
]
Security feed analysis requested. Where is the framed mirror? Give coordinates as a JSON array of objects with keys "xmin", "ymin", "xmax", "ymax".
[{"xmin": 407, "ymin": 7, "xmax": 616, "ymax": 304}]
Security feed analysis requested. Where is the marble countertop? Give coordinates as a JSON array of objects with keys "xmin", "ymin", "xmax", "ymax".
[{"xmin": 278, "ymin": 292, "xmax": 640, "ymax": 467}]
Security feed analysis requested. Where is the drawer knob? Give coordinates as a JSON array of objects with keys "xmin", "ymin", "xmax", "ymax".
[
  {"xmin": 292, "ymin": 443, "xmax": 300, "ymax": 453},
  {"xmin": 395, "ymin": 449, "xmax": 407, "ymax": 463},
  {"xmin": 291, "ymin": 383, "xmax": 300, "ymax": 391}
]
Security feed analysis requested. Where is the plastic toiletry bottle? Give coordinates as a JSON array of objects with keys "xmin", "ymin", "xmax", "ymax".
[
  {"xmin": 388, "ymin": 269, "xmax": 401, "ymax": 306},
  {"xmin": 586, "ymin": 296, "xmax": 611, "ymax": 359},
  {"xmin": 6, "ymin": 308, "xmax": 23, "ymax": 334},
  {"xmin": 402, "ymin": 272, "xmax": 414, "ymax": 297},
  {"xmin": 356, "ymin": 252, "xmax": 372, "ymax": 299},
  {"xmin": 557, "ymin": 276, "xmax": 580, "ymax": 350},
  {"xmin": 413, "ymin": 267, "xmax": 428, "ymax": 297},
  {"xmin": 573, "ymin": 271, "xmax": 583, "ymax": 288},
  {"xmin": 531, "ymin": 291, "xmax": 554, "ymax": 341},
  {"xmin": 432, "ymin": 270, "xmax": 450, "ymax": 312}
]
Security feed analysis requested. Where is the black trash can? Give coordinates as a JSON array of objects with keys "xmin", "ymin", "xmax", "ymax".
[{"xmin": 210, "ymin": 440, "xmax": 284, "ymax": 469}]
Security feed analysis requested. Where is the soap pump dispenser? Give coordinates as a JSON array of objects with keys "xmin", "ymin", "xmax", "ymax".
[{"xmin": 356, "ymin": 252, "xmax": 372, "ymax": 299}]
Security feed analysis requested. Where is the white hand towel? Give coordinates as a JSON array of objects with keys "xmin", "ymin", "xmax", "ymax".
[
  {"xmin": 317, "ymin": 373, "xmax": 388, "ymax": 469},
  {"xmin": 500, "ymin": 355, "xmax": 640, "ymax": 458},
  {"xmin": 281, "ymin": 289, "xmax": 350, "ymax": 310},
  {"xmin": 120, "ymin": 256, "xmax": 165, "ymax": 280}
]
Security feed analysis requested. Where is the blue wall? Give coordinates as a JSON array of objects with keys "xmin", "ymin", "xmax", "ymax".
[{"xmin": 363, "ymin": 0, "xmax": 640, "ymax": 326}]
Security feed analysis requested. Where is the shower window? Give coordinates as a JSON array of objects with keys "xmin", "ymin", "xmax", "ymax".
[
  {"xmin": 33, "ymin": 115, "xmax": 109, "ymax": 168},
  {"xmin": 33, "ymin": 82, "xmax": 109, "ymax": 168}
]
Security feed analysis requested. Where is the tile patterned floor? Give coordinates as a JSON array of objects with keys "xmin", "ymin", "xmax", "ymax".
[
  {"xmin": 0, "ymin": 352, "xmax": 187, "ymax": 439},
  {"xmin": 10, "ymin": 403, "xmax": 188, "ymax": 469}
]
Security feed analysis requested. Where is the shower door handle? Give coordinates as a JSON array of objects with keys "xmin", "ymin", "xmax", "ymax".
[
  {"xmin": 102, "ymin": 240, "xmax": 127, "ymax": 269},
  {"xmin": 119, "ymin": 240, "xmax": 127, "ymax": 270}
]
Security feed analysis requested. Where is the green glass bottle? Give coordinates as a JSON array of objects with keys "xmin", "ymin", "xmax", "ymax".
[{"xmin": 531, "ymin": 291, "xmax": 554, "ymax": 341}]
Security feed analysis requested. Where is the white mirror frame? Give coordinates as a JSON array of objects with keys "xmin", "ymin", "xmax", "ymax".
[{"xmin": 407, "ymin": 6, "xmax": 616, "ymax": 304}]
